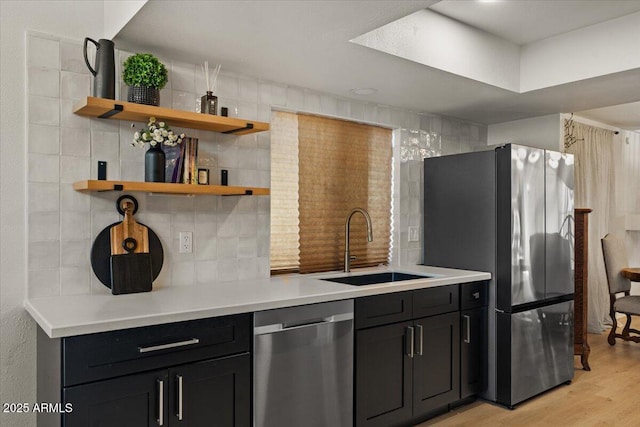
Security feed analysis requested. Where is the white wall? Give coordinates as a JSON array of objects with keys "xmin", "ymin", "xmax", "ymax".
[
  {"xmin": 0, "ymin": 2, "xmax": 104, "ymax": 426},
  {"xmin": 521, "ymin": 11, "xmax": 640, "ymax": 92},
  {"xmin": 487, "ymin": 114, "xmax": 562, "ymax": 151},
  {"xmin": 103, "ymin": 0, "xmax": 147, "ymax": 40}
]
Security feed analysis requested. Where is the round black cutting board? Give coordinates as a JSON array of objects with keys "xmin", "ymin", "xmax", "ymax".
[{"xmin": 90, "ymin": 222, "xmax": 164, "ymax": 289}]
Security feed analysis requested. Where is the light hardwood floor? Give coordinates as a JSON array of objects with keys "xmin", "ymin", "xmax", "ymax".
[{"xmin": 417, "ymin": 323, "xmax": 640, "ymax": 426}]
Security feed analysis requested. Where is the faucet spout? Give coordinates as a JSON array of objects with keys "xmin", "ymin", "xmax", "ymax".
[{"xmin": 344, "ymin": 208, "xmax": 373, "ymax": 272}]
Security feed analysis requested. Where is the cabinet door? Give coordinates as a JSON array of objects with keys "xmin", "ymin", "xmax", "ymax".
[
  {"xmin": 413, "ymin": 312, "xmax": 460, "ymax": 417},
  {"xmin": 460, "ymin": 307, "xmax": 487, "ymax": 399},
  {"xmin": 355, "ymin": 321, "xmax": 413, "ymax": 427},
  {"xmin": 169, "ymin": 353, "xmax": 251, "ymax": 427},
  {"xmin": 63, "ymin": 370, "xmax": 167, "ymax": 427}
]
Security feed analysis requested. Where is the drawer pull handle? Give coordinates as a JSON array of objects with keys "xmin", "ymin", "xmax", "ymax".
[
  {"xmin": 405, "ymin": 326, "xmax": 414, "ymax": 358},
  {"xmin": 415, "ymin": 324, "xmax": 423, "ymax": 356},
  {"xmin": 138, "ymin": 338, "xmax": 200, "ymax": 353},
  {"xmin": 177, "ymin": 374, "xmax": 184, "ymax": 421},
  {"xmin": 158, "ymin": 379, "xmax": 164, "ymax": 426},
  {"xmin": 464, "ymin": 315, "xmax": 471, "ymax": 344}
]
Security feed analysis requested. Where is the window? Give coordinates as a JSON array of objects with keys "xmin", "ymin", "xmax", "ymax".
[{"xmin": 270, "ymin": 111, "xmax": 393, "ymax": 274}]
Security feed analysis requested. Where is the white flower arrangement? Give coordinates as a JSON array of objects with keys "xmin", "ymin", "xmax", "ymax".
[{"xmin": 132, "ymin": 117, "xmax": 185, "ymax": 148}]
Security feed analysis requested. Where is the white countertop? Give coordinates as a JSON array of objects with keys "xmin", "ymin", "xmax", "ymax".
[{"xmin": 25, "ymin": 265, "xmax": 490, "ymax": 338}]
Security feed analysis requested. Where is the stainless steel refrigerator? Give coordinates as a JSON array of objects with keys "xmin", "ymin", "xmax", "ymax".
[{"xmin": 423, "ymin": 144, "xmax": 574, "ymax": 408}]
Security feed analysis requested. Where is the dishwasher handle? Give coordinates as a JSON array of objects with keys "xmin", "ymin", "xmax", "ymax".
[{"xmin": 254, "ymin": 312, "xmax": 353, "ymax": 335}]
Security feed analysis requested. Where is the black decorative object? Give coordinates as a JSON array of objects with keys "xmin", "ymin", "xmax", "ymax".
[
  {"xmin": 221, "ymin": 169, "xmax": 228, "ymax": 186},
  {"xmin": 145, "ymin": 144, "xmax": 165, "ymax": 182},
  {"xmin": 128, "ymin": 86, "xmax": 160, "ymax": 106},
  {"xmin": 83, "ymin": 37, "xmax": 115, "ymax": 99},
  {"xmin": 221, "ymin": 107, "xmax": 228, "ymax": 117},
  {"xmin": 200, "ymin": 91, "xmax": 218, "ymax": 115}
]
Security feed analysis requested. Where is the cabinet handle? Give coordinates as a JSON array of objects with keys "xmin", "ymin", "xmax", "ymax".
[
  {"xmin": 405, "ymin": 326, "xmax": 414, "ymax": 358},
  {"xmin": 415, "ymin": 324, "xmax": 423, "ymax": 356},
  {"xmin": 177, "ymin": 374, "xmax": 183, "ymax": 421},
  {"xmin": 138, "ymin": 338, "xmax": 200, "ymax": 353},
  {"xmin": 463, "ymin": 315, "xmax": 471, "ymax": 344},
  {"xmin": 157, "ymin": 379, "xmax": 164, "ymax": 426}
]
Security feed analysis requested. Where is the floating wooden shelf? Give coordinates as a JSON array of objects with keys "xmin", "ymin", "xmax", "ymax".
[
  {"xmin": 73, "ymin": 97, "xmax": 269, "ymax": 135},
  {"xmin": 73, "ymin": 180, "xmax": 270, "ymax": 196}
]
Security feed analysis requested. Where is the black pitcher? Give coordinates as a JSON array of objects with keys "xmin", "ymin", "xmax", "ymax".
[{"xmin": 83, "ymin": 37, "xmax": 115, "ymax": 99}]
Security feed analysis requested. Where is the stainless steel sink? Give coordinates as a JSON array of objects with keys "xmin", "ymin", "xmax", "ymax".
[{"xmin": 321, "ymin": 272, "xmax": 433, "ymax": 286}]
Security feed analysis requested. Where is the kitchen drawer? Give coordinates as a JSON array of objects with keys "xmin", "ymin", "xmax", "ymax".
[
  {"xmin": 460, "ymin": 281, "xmax": 488, "ymax": 310},
  {"xmin": 355, "ymin": 292, "xmax": 412, "ymax": 329},
  {"xmin": 413, "ymin": 285, "xmax": 459, "ymax": 318},
  {"xmin": 62, "ymin": 313, "xmax": 251, "ymax": 387}
]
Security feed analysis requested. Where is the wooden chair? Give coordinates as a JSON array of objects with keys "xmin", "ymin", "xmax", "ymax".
[{"xmin": 601, "ymin": 233, "xmax": 640, "ymax": 345}]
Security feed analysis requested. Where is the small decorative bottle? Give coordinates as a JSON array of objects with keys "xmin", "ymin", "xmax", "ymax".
[{"xmin": 200, "ymin": 91, "xmax": 218, "ymax": 115}]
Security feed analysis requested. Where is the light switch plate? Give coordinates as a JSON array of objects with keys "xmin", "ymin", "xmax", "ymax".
[{"xmin": 408, "ymin": 226, "xmax": 420, "ymax": 242}]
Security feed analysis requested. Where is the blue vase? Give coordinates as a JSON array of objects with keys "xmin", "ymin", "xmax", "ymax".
[{"xmin": 145, "ymin": 144, "xmax": 165, "ymax": 182}]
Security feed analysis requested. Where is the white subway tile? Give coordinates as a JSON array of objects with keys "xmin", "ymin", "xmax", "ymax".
[
  {"xmin": 303, "ymin": 91, "xmax": 321, "ymax": 113},
  {"xmin": 238, "ymin": 236, "xmax": 258, "ymax": 258},
  {"xmin": 29, "ymin": 212, "xmax": 59, "ymax": 242},
  {"xmin": 29, "ymin": 96, "xmax": 60, "ymax": 126},
  {"xmin": 29, "ymin": 124, "xmax": 60, "ymax": 155},
  {"xmin": 238, "ymin": 258, "xmax": 257, "ymax": 280},
  {"xmin": 257, "ymin": 257, "xmax": 270, "ymax": 278},
  {"xmin": 60, "ymin": 156, "xmax": 90, "ymax": 183},
  {"xmin": 239, "ymin": 77, "xmax": 258, "ymax": 103},
  {"xmin": 120, "ymin": 159, "xmax": 144, "ymax": 181},
  {"xmin": 91, "ymin": 130, "xmax": 120, "ymax": 160},
  {"xmin": 171, "ymin": 62, "xmax": 196, "ymax": 93},
  {"xmin": 195, "ymin": 236, "xmax": 217, "ymax": 261},
  {"xmin": 61, "ymin": 41, "xmax": 88, "ymax": 74},
  {"xmin": 218, "ymin": 144, "xmax": 238, "ymax": 169},
  {"xmin": 217, "ymin": 73, "xmax": 239, "ymax": 99},
  {"xmin": 172, "ymin": 261, "xmax": 195, "ymax": 286},
  {"xmin": 28, "ymin": 36, "xmax": 60, "ymax": 69},
  {"xmin": 271, "ymin": 84, "xmax": 287, "ymax": 106},
  {"xmin": 258, "ymin": 81, "xmax": 272, "ymax": 105},
  {"xmin": 61, "ymin": 212, "xmax": 90, "ymax": 241},
  {"xmin": 29, "ymin": 182, "xmax": 60, "ymax": 213},
  {"xmin": 91, "ymin": 211, "xmax": 120, "ymax": 236},
  {"xmin": 337, "ymin": 99, "xmax": 350, "ymax": 117},
  {"xmin": 172, "ymin": 90, "xmax": 197, "ymax": 113},
  {"xmin": 257, "ymin": 233, "xmax": 270, "ymax": 257},
  {"xmin": 29, "ymin": 153, "xmax": 59, "ymax": 183},
  {"xmin": 60, "ymin": 127, "xmax": 90, "ymax": 157},
  {"xmin": 237, "ymin": 214, "xmax": 258, "ymax": 237},
  {"xmin": 61, "ymin": 71, "xmax": 90, "ymax": 100},
  {"xmin": 196, "ymin": 261, "xmax": 217, "ymax": 284},
  {"xmin": 60, "ymin": 267, "xmax": 91, "ymax": 295},
  {"xmin": 286, "ymin": 87, "xmax": 304, "ymax": 109},
  {"xmin": 364, "ymin": 104, "xmax": 378, "ymax": 123},
  {"xmin": 60, "ymin": 99, "xmax": 89, "ymax": 129},
  {"xmin": 320, "ymin": 95, "xmax": 338, "ymax": 116},
  {"xmin": 28, "ymin": 268, "xmax": 60, "ymax": 298},
  {"xmin": 61, "ymin": 239, "xmax": 91, "ymax": 267},
  {"xmin": 217, "ymin": 237, "xmax": 238, "ymax": 259},
  {"xmin": 29, "ymin": 67, "xmax": 60, "ymax": 97},
  {"xmin": 217, "ymin": 214, "xmax": 238, "ymax": 238},
  {"xmin": 29, "ymin": 241, "xmax": 60, "ymax": 269},
  {"xmin": 217, "ymin": 258, "xmax": 238, "ymax": 282}
]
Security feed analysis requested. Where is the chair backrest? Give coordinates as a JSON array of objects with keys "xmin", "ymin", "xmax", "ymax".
[{"xmin": 601, "ymin": 233, "xmax": 631, "ymax": 295}]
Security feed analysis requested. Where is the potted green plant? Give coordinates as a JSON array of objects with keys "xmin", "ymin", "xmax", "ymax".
[{"xmin": 122, "ymin": 53, "xmax": 168, "ymax": 106}]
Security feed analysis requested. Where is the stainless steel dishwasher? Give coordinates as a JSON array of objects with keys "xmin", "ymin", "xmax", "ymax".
[{"xmin": 254, "ymin": 299, "xmax": 353, "ymax": 427}]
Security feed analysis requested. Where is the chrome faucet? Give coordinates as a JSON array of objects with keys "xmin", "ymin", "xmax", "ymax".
[{"xmin": 344, "ymin": 208, "xmax": 373, "ymax": 272}]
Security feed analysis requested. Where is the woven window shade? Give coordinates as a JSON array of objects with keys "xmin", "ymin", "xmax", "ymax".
[
  {"xmin": 297, "ymin": 114, "xmax": 392, "ymax": 273},
  {"xmin": 270, "ymin": 111, "xmax": 392, "ymax": 274},
  {"xmin": 270, "ymin": 111, "xmax": 300, "ymax": 272}
]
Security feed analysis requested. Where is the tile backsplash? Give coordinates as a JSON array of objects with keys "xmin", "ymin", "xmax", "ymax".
[{"xmin": 26, "ymin": 31, "xmax": 486, "ymax": 298}]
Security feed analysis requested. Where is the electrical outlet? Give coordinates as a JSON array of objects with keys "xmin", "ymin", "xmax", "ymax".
[
  {"xmin": 179, "ymin": 231, "xmax": 193, "ymax": 253},
  {"xmin": 408, "ymin": 226, "xmax": 420, "ymax": 242}
]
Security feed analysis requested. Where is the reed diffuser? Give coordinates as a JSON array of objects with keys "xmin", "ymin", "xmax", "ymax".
[{"xmin": 200, "ymin": 61, "xmax": 221, "ymax": 115}]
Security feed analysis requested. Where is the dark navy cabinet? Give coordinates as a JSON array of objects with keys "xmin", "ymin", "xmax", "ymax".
[
  {"xmin": 354, "ymin": 282, "xmax": 487, "ymax": 427},
  {"xmin": 37, "ymin": 313, "xmax": 251, "ymax": 427}
]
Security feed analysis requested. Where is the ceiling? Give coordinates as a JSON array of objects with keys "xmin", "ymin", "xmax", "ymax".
[{"xmin": 114, "ymin": 0, "xmax": 640, "ymax": 130}]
